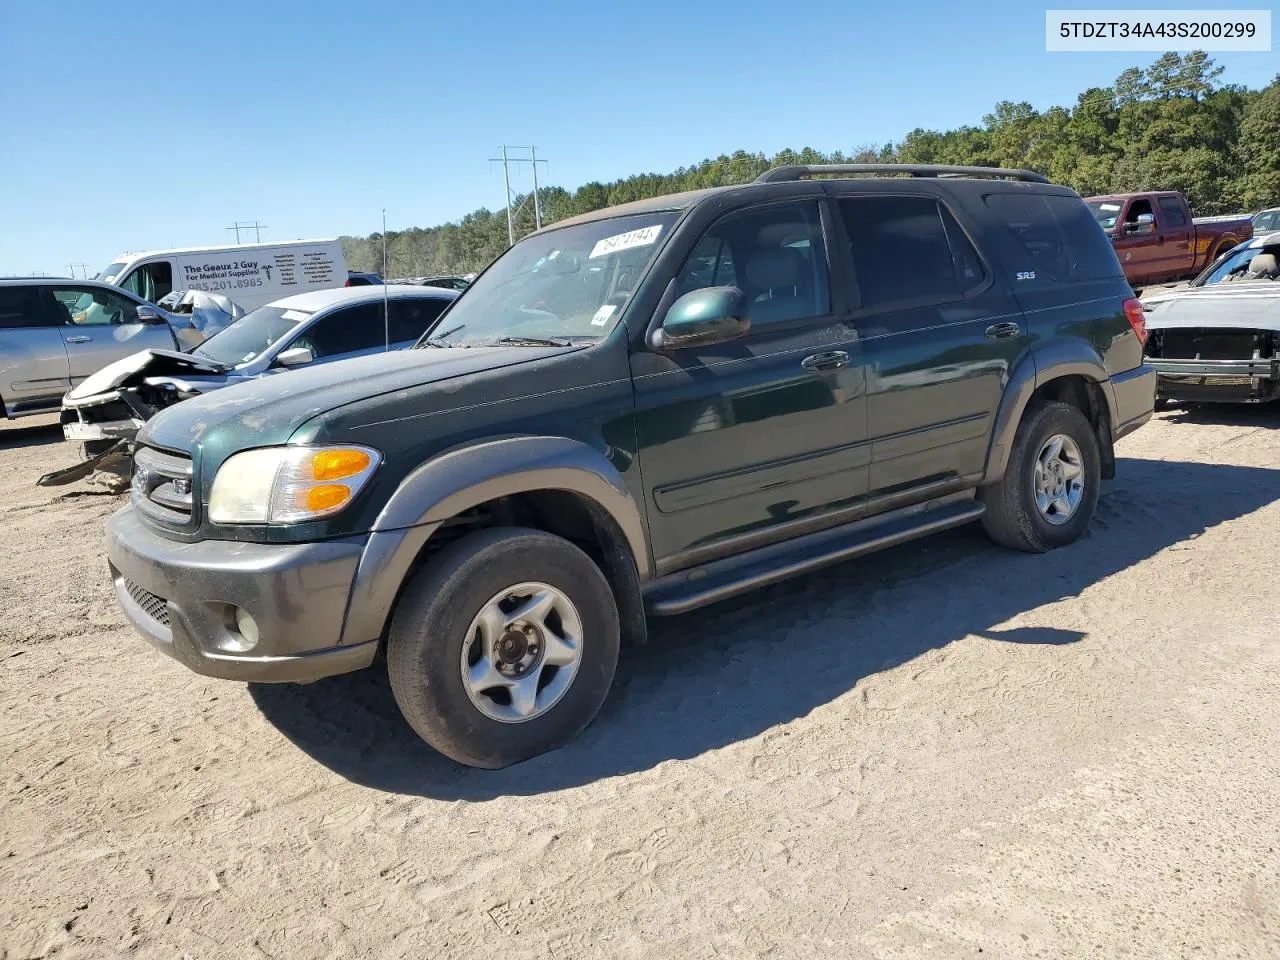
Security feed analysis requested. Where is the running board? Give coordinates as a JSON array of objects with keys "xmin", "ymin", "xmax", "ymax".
[{"xmin": 642, "ymin": 496, "xmax": 985, "ymax": 616}]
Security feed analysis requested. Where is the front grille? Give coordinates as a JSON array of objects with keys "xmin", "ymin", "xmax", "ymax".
[
  {"xmin": 132, "ymin": 446, "xmax": 194, "ymax": 525},
  {"xmin": 123, "ymin": 578, "xmax": 170, "ymax": 627}
]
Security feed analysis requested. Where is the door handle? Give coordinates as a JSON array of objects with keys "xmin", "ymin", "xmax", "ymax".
[
  {"xmin": 65, "ymin": 336, "xmax": 93, "ymax": 344},
  {"xmin": 985, "ymin": 322, "xmax": 1021, "ymax": 341},
  {"xmin": 801, "ymin": 350, "xmax": 850, "ymax": 372}
]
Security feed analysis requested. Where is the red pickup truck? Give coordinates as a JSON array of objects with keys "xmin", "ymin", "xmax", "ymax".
[{"xmin": 1083, "ymin": 191, "xmax": 1252, "ymax": 288}]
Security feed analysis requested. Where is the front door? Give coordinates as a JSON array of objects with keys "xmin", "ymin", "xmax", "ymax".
[
  {"xmin": 44, "ymin": 285, "xmax": 177, "ymax": 385},
  {"xmin": 0, "ymin": 285, "xmax": 70, "ymax": 414},
  {"xmin": 1116, "ymin": 197, "xmax": 1162, "ymax": 282},
  {"xmin": 629, "ymin": 199, "xmax": 868, "ymax": 571},
  {"xmin": 833, "ymin": 193, "xmax": 1028, "ymax": 493}
]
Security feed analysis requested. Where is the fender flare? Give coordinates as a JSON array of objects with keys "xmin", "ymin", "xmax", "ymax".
[
  {"xmin": 339, "ymin": 436, "xmax": 649, "ymax": 647},
  {"xmin": 981, "ymin": 339, "xmax": 1116, "ymax": 486}
]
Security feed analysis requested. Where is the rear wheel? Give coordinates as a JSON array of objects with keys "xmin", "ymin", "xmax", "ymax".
[
  {"xmin": 979, "ymin": 401, "xmax": 1101, "ymax": 553},
  {"xmin": 387, "ymin": 527, "xmax": 620, "ymax": 769}
]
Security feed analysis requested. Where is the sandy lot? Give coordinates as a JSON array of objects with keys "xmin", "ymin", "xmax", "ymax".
[{"xmin": 2, "ymin": 407, "xmax": 1279, "ymax": 960}]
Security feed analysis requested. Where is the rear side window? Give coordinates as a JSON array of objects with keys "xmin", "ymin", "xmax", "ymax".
[
  {"xmin": 0, "ymin": 286, "xmax": 48, "ymax": 328},
  {"xmin": 984, "ymin": 193, "xmax": 1122, "ymax": 282},
  {"xmin": 1158, "ymin": 196, "xmax": 1188, "ymax": 227},
  {"xmin": 389, "ymin": 297, "xmax": 450, "ymax": 343},
  {"xmin": 838, "ymin": 196, "xmax": 988, "ymax": 309}
]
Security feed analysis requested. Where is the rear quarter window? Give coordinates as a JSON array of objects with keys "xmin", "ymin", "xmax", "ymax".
[{"xmin": 984, "ymin": 193, "xmax": 1123, "ymax": 282}]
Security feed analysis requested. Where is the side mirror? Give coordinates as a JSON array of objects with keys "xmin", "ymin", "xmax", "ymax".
[
  {"xmin": 275, "ymin": 346, "xmax": 315, "ymax": 368},
  {"xmin": 135, "ymin": 304, "xmax": 164, "ymax": 324},
  {"xmin": 651, "ymin": 286, "xmax": 751, "ymax": 350}
]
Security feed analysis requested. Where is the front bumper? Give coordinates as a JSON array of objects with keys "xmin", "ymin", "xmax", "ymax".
[
  {"xmin": 106, "ymin": 506, "xmax": 377, "ymax": 682},
  {"xmin": 1109, "ymin": 363, "xmax": 1157, "ymax": 440}
]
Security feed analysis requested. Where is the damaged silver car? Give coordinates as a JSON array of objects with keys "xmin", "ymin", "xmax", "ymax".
[
  {"xmin": 1143, "ymin": 233, "xmax": 1280, "ymax": 405},
  {"xmin": 39, "ymin": 284, "xmax": 458, "ymax": 486}
]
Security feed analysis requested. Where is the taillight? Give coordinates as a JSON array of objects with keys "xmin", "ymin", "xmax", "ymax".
[
  {"xmin": 1123, "ymin": 297, "xmax": 1147, "ymax": 344},
  {"xmin": 344, "ymin": 278, "xmax": 353, "ymax": 287}
]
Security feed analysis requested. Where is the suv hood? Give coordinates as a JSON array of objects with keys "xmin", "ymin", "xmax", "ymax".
[
  {"xmin": 139, "ymin": 345, "xmax": 578, "ymax": 454},
  {"xmin": 1146, "ymin": 282, "xmax": 1280, "ymax": 332}
]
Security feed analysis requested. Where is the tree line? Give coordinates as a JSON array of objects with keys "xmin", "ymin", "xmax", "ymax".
[{"xmin": 343, "ymin": 52, "xmax": 1280, "ymax": 278}]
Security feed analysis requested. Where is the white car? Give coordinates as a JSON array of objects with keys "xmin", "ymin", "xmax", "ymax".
[{"xmin": 43, "ymin": 285, "xmax": 457, "ymax": 485}]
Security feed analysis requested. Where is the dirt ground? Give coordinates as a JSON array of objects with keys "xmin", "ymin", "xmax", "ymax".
[{"xmin": 2, "ymin": 407, "xmax": 1279, "ymax": 960}]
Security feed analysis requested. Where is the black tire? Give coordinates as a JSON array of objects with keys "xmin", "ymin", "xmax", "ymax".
[
  {"xmin": 387, "ymin": 526, "xmax": 620, "ymax": 769},
  {"xmin": 979, "ymin": 401, "xmax": 1102, "ymax": 553}
]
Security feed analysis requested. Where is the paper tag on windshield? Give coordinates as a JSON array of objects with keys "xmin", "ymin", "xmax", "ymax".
[
  {"xmin": 589, "ymin": 224, "xmax": 663, "ymax": 259},
  {"xmin": 280, "ymin": 309, "xmax": 310, "ymax": 322},
  {"xmin": 591, "ymin": 304, "xmax": 617, "ymax": 326}
]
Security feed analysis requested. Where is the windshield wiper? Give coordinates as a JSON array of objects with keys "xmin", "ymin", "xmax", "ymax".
[
  {"xmin": 419, "ymin": 323, "xmax": 465, "ymax": 348},
  {"xmin": 492, "ymin": 335, "xmax": 571, "ymax": 347}
]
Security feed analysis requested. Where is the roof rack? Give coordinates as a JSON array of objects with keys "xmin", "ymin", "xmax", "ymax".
[{"xmin": 754, "ymin": 163, "xmax": 1049, "ymax": 184}]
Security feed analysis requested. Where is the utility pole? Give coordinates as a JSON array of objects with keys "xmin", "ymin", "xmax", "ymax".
[
  {"xmin": 488, "ymin": 147, "xmax": 548, "ymax": 245},
  {"xmin": 226, "ymin": 220, "xmax": 268, "ymax": 243},
  {"xmin": 500, "ymin": 146, "xmax": 514, "ymax": 246}
]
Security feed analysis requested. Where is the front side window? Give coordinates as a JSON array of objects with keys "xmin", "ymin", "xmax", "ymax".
[
  {"xmin": 119, "ymin": 262, "xmax": 174, "ymax": 302},
  {"xmin": 389, "ymin": 297, "xmax": 450, "ymax": 343},
  {"xmin": 48, "ymin": 286, "xmax": 140, "ymax": 326},
  {"xmin": 676, "ymin": 201, "xmax": 830, "ymax": 327},
  {"xmin": 194, "ymin": 305, "xmax": 311, "ymax": 365},
  {"xmin": 840, "ymin": 196, "xmax": 983, "ymax": 309},
  {"xmin": 291, "ymin": 303, "xmax": 387, "ymax": 359},
  {"xmin": 423, "ymin": 212, "xmax": 677, "ymax": 347}
]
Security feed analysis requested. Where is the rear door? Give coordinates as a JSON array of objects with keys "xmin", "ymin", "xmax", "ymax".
[
  {"xmin": 1156, "ymin": 195, "xmax": 1195, "ymax": 278},
  {"xmin": 834, "ymin": 192, "xmax": 1027, "ymax": 493},
  {"xmin": 0, "ymin": 285, "xmax": 70, "ymax": 414},
  {"xmin": 45, "ymin": 284, "xmax": 177, "ymax": 385}
]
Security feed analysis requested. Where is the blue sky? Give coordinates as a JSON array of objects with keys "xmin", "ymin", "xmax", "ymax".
[{"xmin": 0, "ymin": 0, "xmax": 1275, "ymax": 275}]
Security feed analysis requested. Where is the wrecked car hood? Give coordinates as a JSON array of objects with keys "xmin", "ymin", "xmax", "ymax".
[
  {"xmin": 1146, "ymin": 283, "xmax": 1280, "ymax": 332},
  {"xmin": 65, "ymin": 350, "xmax": 231, "ymax": 404}
]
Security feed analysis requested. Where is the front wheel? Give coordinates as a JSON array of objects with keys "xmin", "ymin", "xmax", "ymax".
[
  {"xmin": 387, "ymin": 527, "xmax": 620, "ymax": 769},
  {"xmin": 979, "ymin": 401, "xmax": 1102, "ymax": 553}
]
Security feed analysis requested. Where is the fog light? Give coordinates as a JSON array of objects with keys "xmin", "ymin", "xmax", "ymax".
[{"xmin": 234, "ymin": 607, "xmax": 260, "ymax": 648}]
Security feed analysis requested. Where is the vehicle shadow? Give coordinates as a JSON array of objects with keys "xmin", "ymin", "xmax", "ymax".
[
  {"xmin": 1160, "ymin": 403, "xmax": 1280, "ymax": 429},
  {"xmin": 249, "ymin": 456, "xmax": 1280, "ymax": 798},
  {"xmin": 0, "ymin": 419, "xmax": 64, "ymax": 450}
]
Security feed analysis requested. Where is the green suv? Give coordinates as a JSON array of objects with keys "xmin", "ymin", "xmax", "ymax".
[{"xmin": 107, "ymin": 164, "xmax": 1155, "ymax": 768}]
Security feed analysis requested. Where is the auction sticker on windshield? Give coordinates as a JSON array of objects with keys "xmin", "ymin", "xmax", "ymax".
[{"xmin": 589, "ymin": 224, "xmax": 663, "ymax": 259}]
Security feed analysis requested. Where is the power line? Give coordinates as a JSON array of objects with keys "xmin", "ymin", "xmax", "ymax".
[
  {"xmin": 226, "ymin": 220, "xmax": 268, "ymax": 243},
  {"xmin": 489, "ymin": 147, "xmax": 548, "ymax": 246}
]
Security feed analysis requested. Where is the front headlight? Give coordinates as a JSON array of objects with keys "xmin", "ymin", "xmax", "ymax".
[{"xmin": 208, "ymin": 445, "xmax": 381, "ymax": 525}]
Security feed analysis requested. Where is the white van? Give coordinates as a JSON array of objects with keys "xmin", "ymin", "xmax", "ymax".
[{"xmin": 95, "ymin": 239, "xmax": 348, "ymax": 314}]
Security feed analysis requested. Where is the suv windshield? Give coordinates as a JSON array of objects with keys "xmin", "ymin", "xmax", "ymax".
[
  {"xmin": 1085, "ymin": 200, "xmax": 1123, "ymax": 232},
  {"xmin": 96, "ymin": 260, "xmax": 127, "ymax": 283},
  {"xmin": 193, "ymin": 305, "xmax": 312, "ymax": 366},
  {"xmin": 421, "ymin": 212, "xmax": 677, "ymax": 347}
]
